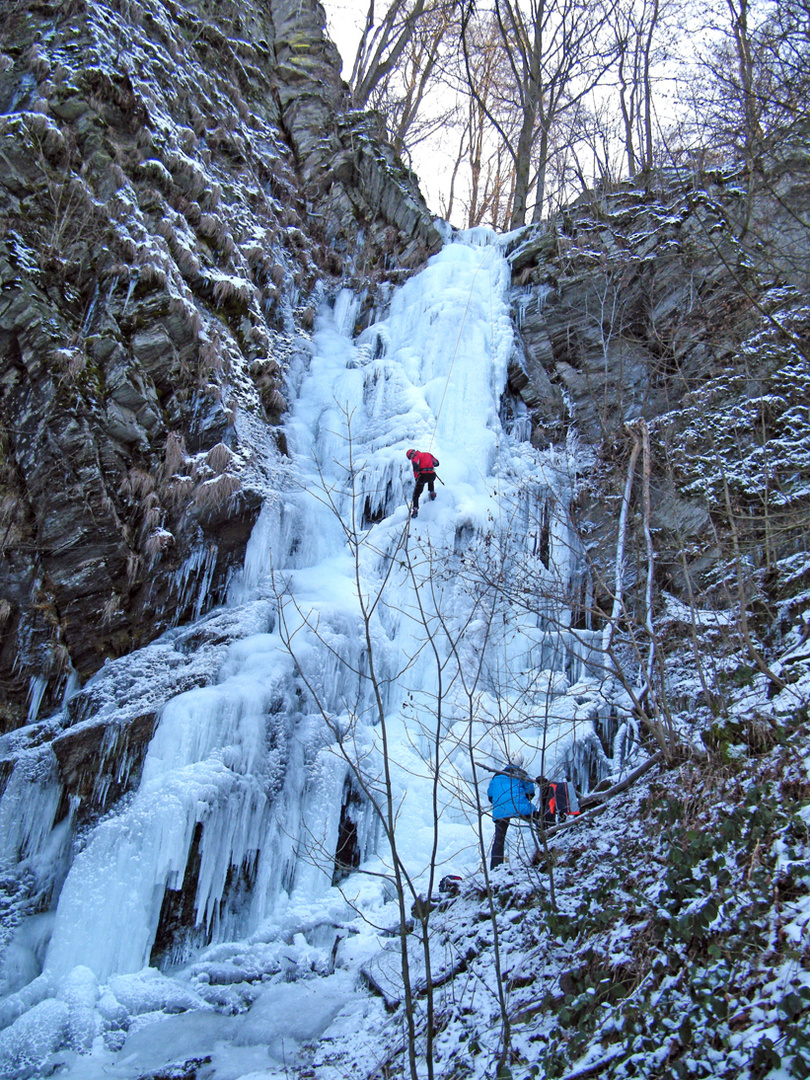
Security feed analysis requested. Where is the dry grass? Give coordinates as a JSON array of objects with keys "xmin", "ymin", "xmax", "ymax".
[
  {"xmin": 205, "ymin": 442, "xmax": 235, "ymax": 474},
  {"xmin": 144, "ymin": 528, "xmax": 175, "ymax": 562},
  {"xmin": 200, "ymin": 182, "xmax": 221, "ymax": 211},
  {"xmin": 188, "ymin": 103, "xmax": 207, "ymax": 138},
  {"xmin": 212, "ymin": 275, "xmax": 252, "ymax": 308},
  {"xmin": 101, "ymin": 594, "xmax": 122, "ymax": 627},
  {"xmin": 183, "ymin": 200, "xmax": 202, "ymax": 227},
  {"xmin": 265, "ymin": 389, "xmax": 288, "ymax": 415},
  {"xmin": 127, "ymin": 551, "xmax": 141, "ymax": 585},
  {"xmin": 138, "ymin": 157, "xmax": 174, "ymax": 194},
  {"xmin": 178, "ymin": 127, "xmax": 197, "ymax": 154},
  {"xmin": 136, "ymin": 261, "xmax": 168, "ymax": 289},
  {"xmin": 157, "ymin": 217, "xmax": 202, "ymax": 279},
  {"xmin": 175, "ymin": 243, "xmax": 201, "ymax": 279},
  {"xmin": 119, "ymin": 467, "xmax": 156, "ymax": 500},
  {"xmin": 141, "ymin": 501, "xmax": 162, "ymax": 535},
  {"xmin": 163, "ymin": 474, "xmax": 195, "ymax": 510},
  {"xmin": 249, "ymin": 357, "xmax": 280, "ymax": 380},
  {"xmin": 27, "ymin": 112, "xmax": 66, "ymax": 161},
  {"xmin": 198, "ymin": 334, "xmax": 227, "ymax": 378},
  {"xmin": 100, "ymin": 493, "xmax": 118, "ymax": 520},
  {"xmin": 285, "ymin": 227, "xmax": 307, "ymax": 250},
  {"xmin": 44, "ymin": 174, "xmax": 97, "ymax": 262},
  {"xmin": 0, "ymin": 597, "xmax": 12, "ymax": 626},
  {"xmin": 169, "ymin": 295, "xmax": 203, "ymax": 337},
  {"xmin": 118, "ymin": 234, "xmax": 139, "ymax": 262},
  {"xmin": 209, "ymin": 125, "xmax": 247, "ymax": 160},
  {"xmin": 245, "ymin": 323, "xmax": 270, "ymax": 354},
  {"xmin": 106, "ymin": 162, "xmax": 128, "ymax": 193},
  {"xmin": 193, "ymin": 473, "xmax": 241, "ymax": 514},
  {"xmin": 198, "ymin": 213, "xmax": 234, "ymax": 256},
  {"xmin": 25, "ymin": 44, "xmax": 51, "ymax": 79},
  {"xmin": 45, "ymin": 641, "xmax": 71, "ymax": 678},
  {"xmin": 165, "ymin": 151, "xmax": 207, "ymax": 201},
  {"xmin": 0, "ymin": 492, "xmax": 22, "ymax": 530},
  {"xmin": 280, "ymin": 204, "xmax": 301, "ymax": 228},
  {"xmin": 53, "ymin": 346, "xmax": 87, "ymax": 383},
  {"xmin": 245, "ymin": 243, "xmax": 264, "ymax": 268},
  {"xmin": 163, "ymin": 432, "xmax": 188, "ymax": 478}
]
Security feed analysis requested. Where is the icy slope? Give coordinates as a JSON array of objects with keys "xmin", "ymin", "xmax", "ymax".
[{"xmin": 0, "ymin": 228, "xmax": 605, "ymax": 1079}]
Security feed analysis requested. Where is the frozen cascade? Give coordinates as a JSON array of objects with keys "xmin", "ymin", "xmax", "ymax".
[{"xmin": 0, "ymin": 229, "xmax": 612, "ymax": 1074}]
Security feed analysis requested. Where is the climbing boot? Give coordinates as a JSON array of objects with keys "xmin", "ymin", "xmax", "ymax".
[{"xmin": 429, "ymin": 492, "xmax": 437, "ymax": 501}]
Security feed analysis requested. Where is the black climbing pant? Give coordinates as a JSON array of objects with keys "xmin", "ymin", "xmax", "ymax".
[
  {"xmin": 413, "ymin": 472, "xmax": 436, "ymax": 509},
  {"xmin": 491, "ymin": 818, "xmax": 511, "ymax": 869},
  {"xmin": 490, "ymin": 811, "xmax": 543, "ymax": 869}
]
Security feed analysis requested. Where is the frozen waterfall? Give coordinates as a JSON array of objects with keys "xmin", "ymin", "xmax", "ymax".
[{"xmin": 0, "ymin": 229, "xmax": 612, "ymax": 1076}]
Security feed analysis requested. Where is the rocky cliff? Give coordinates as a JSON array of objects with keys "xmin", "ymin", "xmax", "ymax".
[
  {"xmin": 0, "ymin": 0, "xmax": 441, "ymax": 731},
  {"xmin": 506, "ymin": 170, "xmax": 810, "ymax": 656}
]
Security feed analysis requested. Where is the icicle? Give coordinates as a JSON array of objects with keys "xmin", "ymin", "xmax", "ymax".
[
  {"xmin": 169, "ymin": 543, "xmax": 219, "ymax": 621},
  {"xmin": 121, "ymin": 273, "xmax": 136, "ymax": 315},
  {"xmin": 80, "ymin": 283, "xmax": 100, "ymax": 336},
  {"xmin": 0, "ymin": 751, "xmax": 62, "ymax": 869},
  {"xmin": 25, "ymin": 676, "xmax": 48, "ymax": 725}
]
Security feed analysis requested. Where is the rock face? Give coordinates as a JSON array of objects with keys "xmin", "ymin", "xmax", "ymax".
[
  {"xmin": 507, "ymin": 171, "xmax": 810, "ymax": 623},
  {"xmin": 0, "ymin": 0, "xmax": 441, "ymax": 731}
]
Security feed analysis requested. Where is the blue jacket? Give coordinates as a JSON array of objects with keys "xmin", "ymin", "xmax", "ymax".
[{"xmin": 487, "ymin": 770, "xmax": 535, "ymax": 820}]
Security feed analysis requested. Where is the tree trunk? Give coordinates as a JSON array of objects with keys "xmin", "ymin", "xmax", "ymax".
[
  {"xmin": 510, "ymin": 107, "xmax": 537, "ymax": 228},
  {"xmin": 531, "ymin": 124, "xmax": 551, "ymax": 222}
]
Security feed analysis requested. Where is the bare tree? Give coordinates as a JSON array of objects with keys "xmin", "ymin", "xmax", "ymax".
[
  {"xmin": 460, "ymin": 0, "xmax": 620, "ymax": 228},
  {"xmin": 680, "ymin": 0, "xmax": 809, "ymax": 235},
  {"xmin": 274, "ymin": 410, "xmax": 522, "ymax": 1079},
  {"xmin": 448, "ymin": 16, "xmax": 519, "ymax": 227},
  {"xmin": 613, "ymin": 0, "xmax": 672, "ymax": 176},
  {"xmin": 348, "ymin": 0, "xmax": 459, "ymax": 154}
]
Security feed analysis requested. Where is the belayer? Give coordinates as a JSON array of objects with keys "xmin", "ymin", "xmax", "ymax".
[
  {"xmin": 486, "ymin": 755, "xmax": 542, "ymax": 870},
  {"xmin": 406, "ymin": 448, "xmax": 439, "ymax": 517}
]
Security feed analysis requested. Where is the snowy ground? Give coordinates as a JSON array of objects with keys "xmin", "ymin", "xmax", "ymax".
[{"xmin": 6, "ymin": 224, "xmax": 805, "ymax": 1080}]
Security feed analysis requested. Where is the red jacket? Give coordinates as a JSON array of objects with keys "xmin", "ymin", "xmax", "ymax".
[{"xmin": 410, "ymin": 451, "xmax": 439, "ymax": 477}]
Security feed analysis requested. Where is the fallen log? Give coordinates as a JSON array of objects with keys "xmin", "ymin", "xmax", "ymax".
[{"xmin": 577, "ymin": 750, "xmax": 665, "ymax": 811}]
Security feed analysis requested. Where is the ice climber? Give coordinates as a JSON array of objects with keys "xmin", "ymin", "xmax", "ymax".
[
  {"xmin": 486, "ymin": 756, "xmax": 542, "ymax": 870},
  {"xmin": 406, "ymin": 448, "xmax": 439, "ymax": 517}
]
